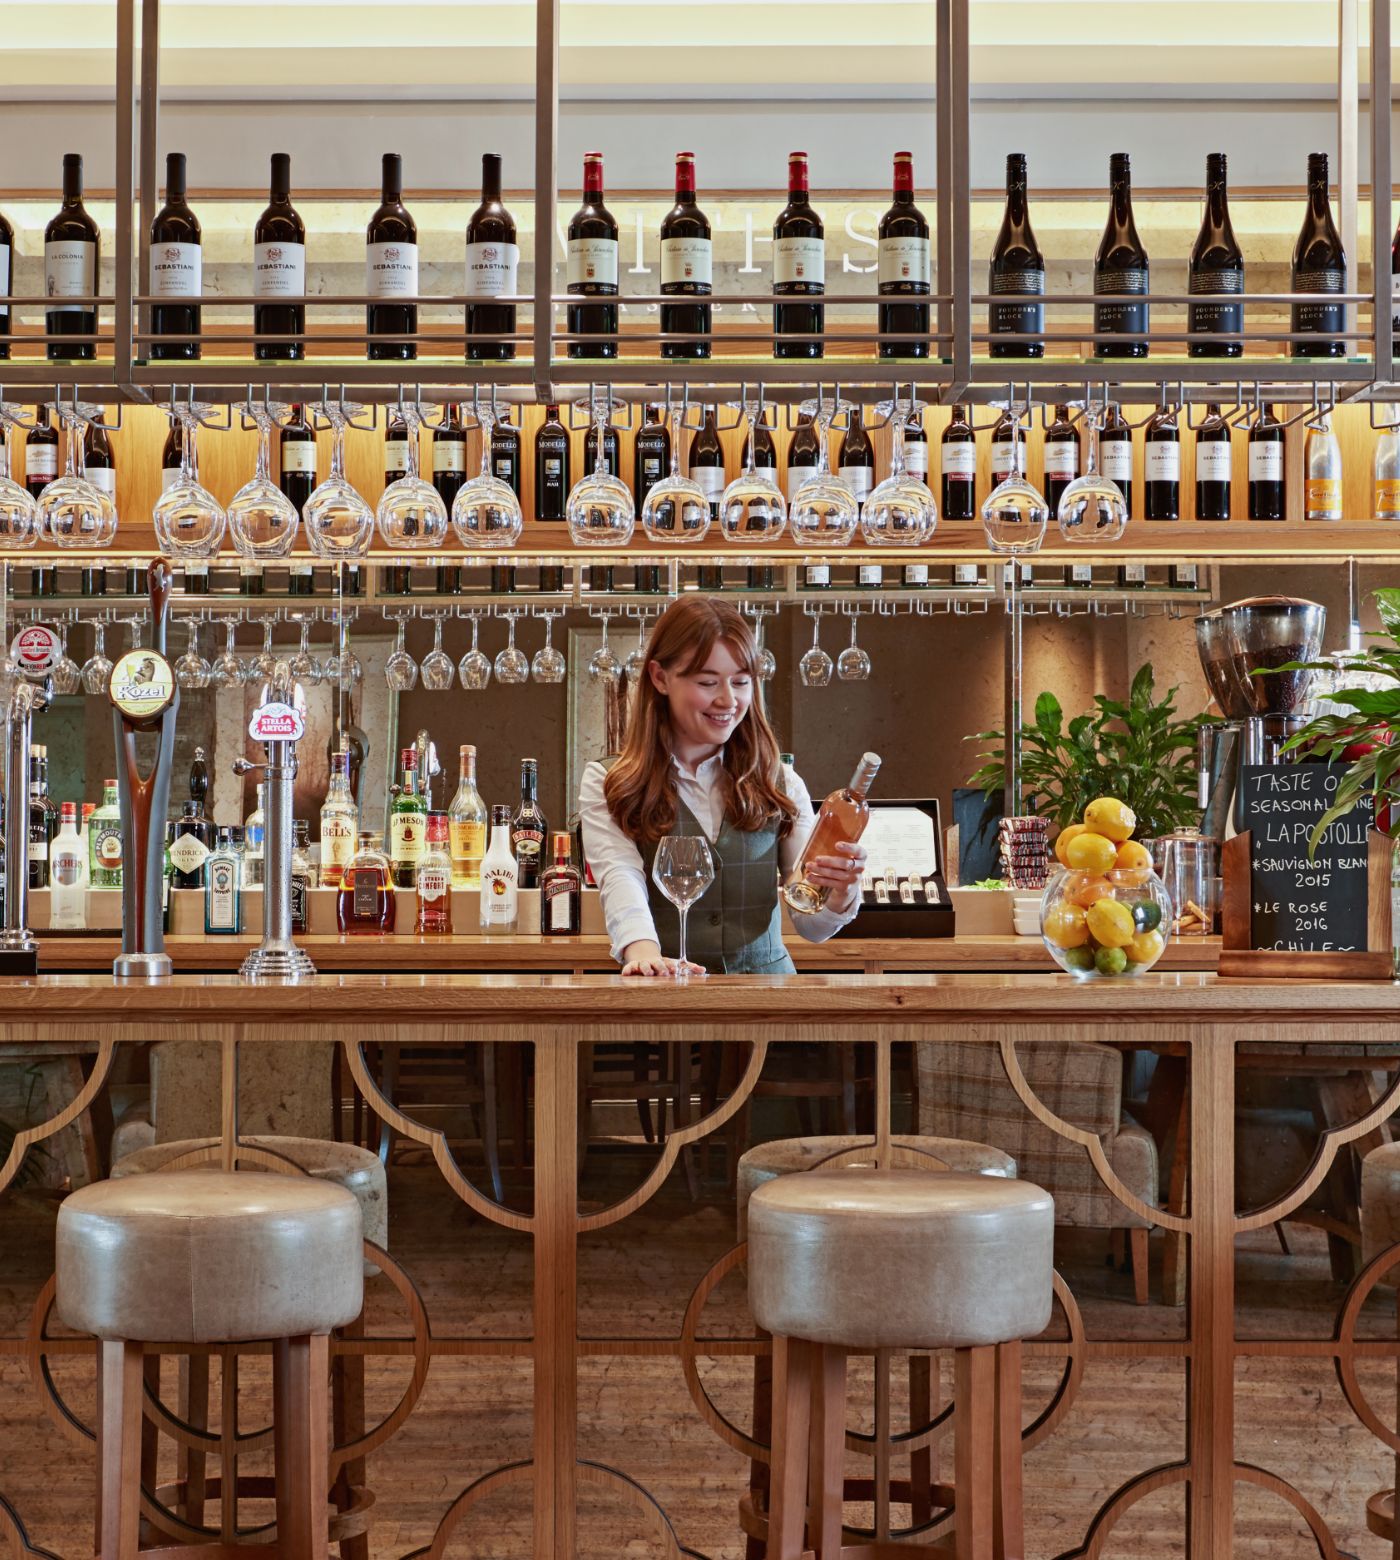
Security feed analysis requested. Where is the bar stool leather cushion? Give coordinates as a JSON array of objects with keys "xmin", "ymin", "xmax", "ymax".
[
  {"xmin": 56, "ymin": 1170, "xmax": 364, "ymax": 1343},
  {"xmin": 1362, "ymin": 1142, "xmax": 1400, "ymax": 1266},
  {"xmin": 748, "ymin": 1167, "xmax": 1054, "ymax": 1350},
  {"xmin": 736, "ymin": 1134, "xmax": 1016, "ymax": 1241}
]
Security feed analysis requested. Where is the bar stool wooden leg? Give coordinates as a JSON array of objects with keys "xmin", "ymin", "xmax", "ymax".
[
  {"xmin": 178, "ymin": 1353, "xmax": 211, "ymax": 1524},
  {"xmin": 954, "ymin": 1345, "xmax": 996, "ymax": 1560},
  {"xmin": 274, "ymin": 1333, "xmax": 330, "ymax": 1560},
  {"xmin": 992, "ymin": 1340, "xmax": 1025, "ymax": 1560},
  {"xmin": 332, "ymin": 1313, "xmax": 369, "ymax": 1560},
  {"xmin": 766, "ymin": 1335, "xmax": 813, "ymax": 1560},
  {"xmin": 746, "ymin": 1325, "xmax": 773, "ymax": 1560},
  {"xmin": 908, "ymin": 1351, "xmax": 937, "ymax": 1527},
  {"xmin": 807, "ymin": 1345, "xmax": 847, "ymax": 1560},
  {"xmin": 98, "ymin": 1339, "xmax": 145, "ymax": 1560}
]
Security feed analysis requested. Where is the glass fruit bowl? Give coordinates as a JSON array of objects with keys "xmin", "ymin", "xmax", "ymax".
[{"xmin": 1040, "ymin": 866, "xmax": 1172, "ymax": 979}]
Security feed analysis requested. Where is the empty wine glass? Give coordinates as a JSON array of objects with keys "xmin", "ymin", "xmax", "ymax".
[
  {"xmin": 305, "ymin": 403, "xmax": 375, "ymax": 560},
  {"xmin": 651, "ymin": 834, "xmax": 715, "ymax": 978},
  {"xmin": 754, "ymin": 616, "xmax": 777, "ymax": 681},
  {"xmin": 625, "ymin": 617, "xmax": 649, "ymax": 680},
  {"xmin": 1057, "ymin": 400, "xmax": 1129, "ymax": 543},
  {"xmin": 568, "ymin": 398, "xmax": 635, "ymax": 547},
  {"xmin": 641, "ymin": 401, "xmax": 710, "ymax": 543},
  {"xmin": 210, "ymin": 617, "xmax": 243, "ymax": 689},
  {"xmin": 251, "ymin": 617, "xmax": 278, "ymax": 685},
  {"xmin": 0, "ymin": 407, "xmax": 39, "ymax": 550},
  {"xmin": 43, "ymin": 404, "xmax": 114, "ymax": 549},
  {"xmin": 837, "ymin": 615, "xmax": 872, "ymax": 681},
  {"xmin": 494, "ymin": 614, "xmax": 530, "ymax": 684},
  {"xmin": 720, "ymin": 397, "xmax": 787, "ymax": 543},
  {"xmin": 864, "ymin": 400, "xmax": 938, "ymax": 545},
  {"xmin": 228, "ymin": 401, "xmax": 299, "ymax": 559},
  {"xmin": 981, "ymin": 403, "xmax": 1048, "ymax": 555},
  {"xmin": 289, "ymin": 615, "xmax": 323, "ymax": 686},
  {"xmin": 458, "ymin": 615, "xmax": 492, "ymax": 690},
  {"xmin": 532, "ymin": 613, "xmax": 567, "ymax": 683},
  {"xmin": 790, "ymin": 398, "xmax": 858, "ymax": 549},
  {"xmin": 798, "ymin": 615, "xmax": 833, "ymax": 687},
  {"xmin": 174, "ymin": 619, "xmax": 211, "ymax": 690},
  {"xmin": 49, "ymin": 620, "xmax": 81, "ymax": 694},
  {"xmin": 385, "ymin": 618, "xmax": 418, "ymax": 691},
  {"xmin": 80, "ymin": 618, "xmax": 112, "ymax": 694},
  {"xmin": 452, "ymin": 396, "xmax": 523, "ymax": 548},
  {"xmin": 588, "ymin": 615, "xmax": 621, "ymax": 683},
  {"xmin": 421, "ymin": 615, "xmax": 455, "ymax": 691},
  {"xmin": 377, "ymin": 402, "xmax": 448, "ymax": 550},
  {"xmin": 153, "ymin": 407, "xmax": 227, "ymax": 559}
]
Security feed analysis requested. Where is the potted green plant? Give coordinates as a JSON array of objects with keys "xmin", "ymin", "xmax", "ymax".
[{"xmin": 966, "ymin": 663, "xmax": 1208, "ymax": 841}]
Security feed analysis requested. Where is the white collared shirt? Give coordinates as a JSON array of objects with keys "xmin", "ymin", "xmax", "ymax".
[{"xmin": 578, "ymin": 753, "xmax": 859, "ymax": 963}]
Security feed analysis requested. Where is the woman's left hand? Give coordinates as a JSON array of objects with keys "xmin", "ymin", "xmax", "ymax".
[{"xmin": 804, "ymin": 840, "xmax": 867, "ymax": 913}]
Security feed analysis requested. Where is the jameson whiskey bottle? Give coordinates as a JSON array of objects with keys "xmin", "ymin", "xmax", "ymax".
[
  {"xmin": 319, "ymin": 749, "xmax": 358, "ymax": 888},
  {"xmin": 390, "ymin": 745, "xmax": 427, "ymax": 887},
  {"xmin": 782, "ymin": 752, "xmax": 881, "ymax": 915}
]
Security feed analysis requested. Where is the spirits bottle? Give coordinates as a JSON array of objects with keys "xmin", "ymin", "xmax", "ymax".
[
  {"xmin": 28, "ymin": 744, "xmax": 56, "ymax": 889},
  {"xmin": 204, "ymin": 825, "xmax": 242, "ymax": 934},
  {"xmin": 415, "ymin": 812, "xmax": 453, "ymax": 934},
  {"xmin": 319, "ymin": 748, "xmax": 358, "ymax": 887},
  {"xmin": 390, "ymin": 745, "xmax": 427, "ymax": 887},
  {"xmin": 291, "ymin": 819, "xmax": 313, "ymax": 934},
  {"xmin": 168, "ymin": 800, "xmax": 213, "ymax": 888},
  {"xmin": 88, "ymin": 778, "xmax": 123, "ymax": 888},
  {"xmin": 338, "ymin": 830, "xmax": 394, "ymax": 935},
  {"xmin": 782, "ymin": 752, "xmax": 881, "ymax": 915},
  {"xmin": 243, "ymin": 782, "xmax": 266, "ymax": 887},
  {"xmin": 511, "ymin": 757, "xmax": 549, "ymax": 889},
  {"xmin": 480, "ymin": 804, "xmax": 519, "ymax": 934},
  {"xmin": 448, "ymin": 743, "xmax": 487, "ymax": 886},
  {"xmin": 79, "ymin": 801, "xmax": 94, "ymax": 888},
  {"xmin": 48, "ymin": 803, "xmax": 85, "ymax": 929},
  {"xmin": 540, "ymin": 831, "xmax": 582, "ymax": 936}
]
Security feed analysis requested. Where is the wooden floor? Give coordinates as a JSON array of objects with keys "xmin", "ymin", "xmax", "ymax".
[{"xmin": 2, "ymin": 1139, "xmax": 1397, "ymax": 1560}]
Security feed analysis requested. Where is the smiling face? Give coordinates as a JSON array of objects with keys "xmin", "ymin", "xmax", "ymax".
[{"xmin": 649, "ymin": 635, "xmax": 755, "ymax": 764}]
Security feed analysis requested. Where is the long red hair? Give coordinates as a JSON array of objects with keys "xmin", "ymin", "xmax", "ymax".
[{"xmin": 603, "ymin": 596, "xmax": 795, "ymax": 847}]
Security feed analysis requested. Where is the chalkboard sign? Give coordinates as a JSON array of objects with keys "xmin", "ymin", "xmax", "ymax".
[{"xmin": 1240, "ymin": 763, "xmax": 1375, "ymax": 952}]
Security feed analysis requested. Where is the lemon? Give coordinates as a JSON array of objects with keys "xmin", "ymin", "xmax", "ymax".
[
  {"xmin": 1043, "ymin": 903, "xmax": 1090, "ymax": 950},
  {"xmin": 1085, "ymin": 797, "xmax": 1137, "ymax": 843},
  {"xmin": 1054, "ymin": 822, "xmax": 1088, "ymax": 867},
  {"xmin": 1065, "ymin": 831, "xmax": 1119, "ymax": 875},
  {"xmin": 1085, "ymin": 896, "xmax": 1136, "ymax": 948},
  {"xmin": 1128, "ymin": 928, "xmax": 1165, "ymax": 967},
  {"xmin": 1115, "ymin": 839, "xmax": 1152, "ymax": 872}
]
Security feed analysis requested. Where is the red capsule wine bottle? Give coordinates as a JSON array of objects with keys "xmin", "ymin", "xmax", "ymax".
[
  {"xmin": 989, "ymin": 152, "xmax": 1045, "ymax": 359},
  {"xmin": 878, "ymin": 151, "xmax": 931, "ymax": 359},
  {"xmin": 660, "ymin": 152, "xmax": 712, "ymax": 360},
  {"xmin": 567, "ymin": 152, "xmax": 619, "ymax": 360},
  {"xmin": 1093, "ymin": 152, "xmax": 1149, "ymax": 359},
  {"xmin": 773, "ymin": 152, "xmax": 824, "ymax": 360},
  {"xmin": 1291, "ymin": 151, "xmax": 1346, "ymax": 359},
  {"xmin": 1188, "ymin": 152, "xmax": 1243, "ymax": 359}
]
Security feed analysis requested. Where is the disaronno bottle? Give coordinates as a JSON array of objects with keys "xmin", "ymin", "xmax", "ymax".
[{"xmin": 782, "ymin": 752, "xmax": 881, "ymax": 915}]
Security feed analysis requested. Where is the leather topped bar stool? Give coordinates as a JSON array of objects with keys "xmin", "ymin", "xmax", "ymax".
[
  {"xmin": 736, "ymin": 1135, "xmax": 1016, "ymax": 1556},
  {"xmin": 748, "ymin": 1168, "xmax": 1053, "ymax": 1560},
  {"xmin": 56, "ymin": 1170, "xmax": 364, "ymax": 1560}
]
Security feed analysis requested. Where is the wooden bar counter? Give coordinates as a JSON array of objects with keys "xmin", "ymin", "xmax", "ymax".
[{"xmin": 0, "ymin": 969, "xmax": 1394, "ymax": 1560}]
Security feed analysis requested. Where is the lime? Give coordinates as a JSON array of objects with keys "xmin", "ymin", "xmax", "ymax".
[
  {"xmin": 1062, "ymin": 944, "xmax": 1096, "ymax": 973},
  {"xmin": 1094, "ymin": 944, "xmax": 1129, "ymax": 976},
  {"xmin": 1132, "ymin": 900, "xmax": 1162, "ymax": 933}
]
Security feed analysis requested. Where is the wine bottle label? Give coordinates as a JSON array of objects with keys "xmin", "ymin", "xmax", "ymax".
[
  {"xmin": 942, "ymin": 443, "xmax": 977, "ymax": 477},
  {"xmin": 1044, "ymin": 444, "xmax": 1077, "ymax": 479},
  {"xmin": 857, "ymin": 564, "xmax": 882, "ymax": 586},
  {"xmin": 1070, "ymin": 563, "xmax": 1094, "ymax": 584},
  {"xmin": 1143, "ymin": 442, "xmax": 1180, "ymax": 483},
  {"xmin": 1102, "ymin": 440, "xmax": 1133, "ymax": 483},
  {"xmin": 1188, "ymin": 269, "xmax": 1244, "ymax": 338},
  {"xmin": 840, "ymin": 465, "xmax": 873, "ymax": 502},
  {"xmin": 773, "ymin": 236, "xmax": 825, "ymax": 288},
  {"xmin": 161, "ymin": 466, "xmax": 181, "ymax": 491},
  {"xmin": 989, "ymin": 269, "xmax": 1045, "ymax": 336},
  {"xmin": 1196, "ymin": 441, "xmax": 1232, "ymax": 482},
  {"xmin": 954, "ymin": 563, "xmax": 980, "ymax": 585},
  {"xmin": 44, "ymin": 240, "xmax": 96, "ymax": 312},
  {"xmin": 384, "ymin": 438, "xmax": 409, "ymax": 473},
  {"xmin": 1248, "ymin": 441, "xmax": 1283, "ymax": 482},
  {"xmin": 805, "ymin": 564, "xmax": 831, "ymax": 585},
  {"xmin": 366, "ymin": 241, "xmax": 419, "ymax": 298},
  {"xmin": 1306, "ymin": 477, "xmax": 1341, "ymax": 519},
  {"xmin": 149, "ymin": 242, "xmax": 202, "ymax": 298},
  {"xmin": 494, "ymin": 455, "xmax": 517, "ymax": 486},
  {"xmin": 281, "ymin": 441, "xmax": 316, "ymax": 474},
  {"xmin": 904, "ymin": 441, "xmax": 929, "ymax": 477},
  {"xmin": 416, "ymin": 865, "xmax": 450, "ymax": 903},
  {"xmin": 168, "ymin": 834, "xmax": 210, "ymax": 875},
  {"xmin": 1291, "ymin": 269, "xmax": 1345, "ymax": 337},
  {"xmin": 26, "ymin": 446, "xmax": 57, "ymax": 481},
  {"xmin": 254, "ymin": 241, "xmax": 305, "ymax": 297},
  {"xmin": 390, "ymin": 811, "xmax": 425, "ymax": 861},
  {"xmin": 661, "ymin": 236, "xmax": 713, "ymax": 289},
  {"xmin": 450, "ymin": 820, "xmax": 486, "ymax": 863},
  {"xmin": 88, "ymin": 466, "xmax": 116, "ymax": 495},
  {"xmin": 903, "ymin": 564, "xmax": 929, "ymax": 585},
  {"xmin": 785, "ymin": 461, "xmax": 817, "ymax": 503},
  {"xmin": 432, "ymin": 439, "xmax": 467, "ymax": 474},
  {"xmin": 567, "ymin": 237, "xmax": 619, "ymax": 289},
  {"xmin": 1377, "ymin": 478, "xmax": 1400, "ymax": 519},
  {"xmin": 464, "ymin": 240, "xmax": 519, "ymax": 298},
  {"xmin": 1093, "ymin": 268, "xmax": 1149, "ymax": 343},
  {"xmin": 691, "ymin": 465, "xmax": 726, "ymax": 500},
  {"xmin": 878, "ymin": 235, "xmax": 930, "ymax": 289},
  {"xmin": 0, "ymin": 242, "xmax": 10, "ymax": 318},
  {"xmin": 206, "ymin": 860, "xmax": 238, "ymax": 930},
  {"xmin": 990, "ymin": 443, "xmax": 1025, "ymax": 479},
  {"xmin": 546, "ymin": 882, "xmax": 576, "ymax": 931}
]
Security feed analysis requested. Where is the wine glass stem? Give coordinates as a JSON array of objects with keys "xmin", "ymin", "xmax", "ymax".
[
  {"xmin": 891, "ymin": 413, "xmax": 906, "ymax": 480},
  {"xmin": 331, "ymin": 420, "xmax": 347, "ymax": 482},
  {"xmin": 668, "ymin": 409, "xmax": 682, "ymax": 477},
  {"xmin": 479, "ymin": 415, "xmax": 493, "ymax": 479},
  {"xmin": 677, "ymin": 903, "xmax": 689, "ymax": 968},
  {"xmin": 255, "ymin": 422, "xmax": 272, "ymax": 482},
  {"xmin": 1086, "ymin": 415, "xmax": 1101, "ymax": 476}
]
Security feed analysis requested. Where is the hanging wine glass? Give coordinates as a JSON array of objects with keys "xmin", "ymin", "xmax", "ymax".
[
  {"xmin": 174, "ymin": 619, "xmax": 211, "ymax": 690},
  {"xmin": 80, "ymin": 617, "xmax": 113, "ymax": 694},
  {"xmin": 1057, "ymin": 400, "xmax": 1129, "ymax": 543},
  {"xmin": 43, "ymin": 403, "xmax": 114, "ymax": 549},
  {"xmin": 720, "ymin": 396, "xmax": 787, "ymax": 543},
  {"xmin": 568, "ymin": 398, "xmax": 635, "ymax": 547},
  {"xmin": 421, "ymin": 614, "xmax": 455, "ymax": 691},
  {"xmin": 152, "ymin": 406, "xmax": 227, "ymax": 559},
  {"xmin": 289, "ymin": 615, "xmax": 323, "ymax": 686},
  {"xmin": 864, "ymin": 399, "xmax": 937, "ymax": 546},
  {"xmin": 981, "ymin": 402, "xmax": 1048, "ymax": 555},
  {"xmin": 458, "ymin": 614, "xmax": 492, "ymax": 690},
  {"xmin": 304, "ymin": 402, "xmax": 375, "ymax": 559},
  {"xmin": 494, "ymin": 613, "xmax": 530, "ymax": 685},
  {"xmin": 588, "ymin": 615, "xmax": 621, "ymax": 683},
  {"xmin": 210, "ymin": 616, "xmax": 243, "ymax": 689},
  {"xmin": 251, "ymin": 617, "xmax": 278, "ymax": 685},
  {"xmin": 385, "ymin": 618, "xmax": 419, "ymax": 691},
  {"xmin": 453, "ymin": 395, "xmax": 523, "ymax": 548},
  {"xmin": 790, "ymin": 396, "xmax": 858, "ymax": 549},
  {"xmin": 753, "ymin": 615, "xmax": 777, "ymax": 681},
  {"xmin": 532, "ymin": 613, "xmax": 567, "ymax": 684},
  {"xmin": 228, "ymin": 400, "xmax": 299, "ymax": 559},
  {"xmin": 49, "ymin": 620, "xmax": 82, "ymax": 694},
  {"xmin": 377, "ymin": 401, "xmax": 448, "ymax": 550},
  {"xmin": 798, "ymin": 614, "xmax": 833, "ymax": 687},
  {"xmin": 837, "ymin": 614, "xmax": 872, "ymax": 681},
  {"xmin": 641, "ymin": 401, "xmax": 710, "ymax": 543},
  {"xmin": 625, "ymin": 616, "xmax": 648, "ymax": 680},
  {"xmin": 0, "ymin": 406, "xmax": 39, "ymax": 550}
]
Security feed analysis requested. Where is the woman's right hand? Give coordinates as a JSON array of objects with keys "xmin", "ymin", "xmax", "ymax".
[{"xmin": 620, "ymin": 940, "xmax": 707, "ymax": 979}]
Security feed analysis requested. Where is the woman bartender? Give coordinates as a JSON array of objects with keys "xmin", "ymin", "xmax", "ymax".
[{"xmin": 580, "ymin": 597, "xmax": 866, "ymax": 976}]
